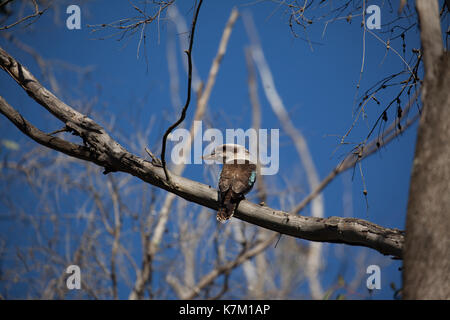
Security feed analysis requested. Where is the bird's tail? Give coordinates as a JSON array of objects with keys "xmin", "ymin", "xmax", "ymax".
[{"xmin": 217, "ymin": 190, "xmax": 237, "ymax": 223}]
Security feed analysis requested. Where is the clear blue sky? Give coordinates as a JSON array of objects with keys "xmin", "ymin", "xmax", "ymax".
[{"xmin": 1, "ymin": 0, "xmax": 436, "ymax": 299}]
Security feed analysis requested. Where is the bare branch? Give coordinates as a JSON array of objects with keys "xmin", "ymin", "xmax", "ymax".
[
  {"xmin": 291, "ymin": 91, "xmax": 420, "ymax": 216},
  {"xmin": 196, "ymin": 8, "xmax": 239, "ymax": 117},
  {"xmin": 130, "ymin": 7, "xmax": 240, "ymax": 300},
  {"xmin": 243, "ymin": 11, "xmax": 324, "ymax": 298},
  {"xmin": 183, "ymin": 233, "xmax": 278, "ymax": 299},
  {"xmin": 0, "ymin": 0, "xmax": 47, "ymax": 31},
  {"xmin": 245, "ymin": 47, "xmax": 267, "ymax": 203},
  {"xmin": 416, "ymin": 0, "xmax": 444, "ymax": 97},
  {"xmin": 160, "ymin": 0, "xmax": 204, "ymax": 182},
  {"xmin": 0, "ymin": 96, "xmax": 99, "ymax": 165},
  {"xmin": 0, "ymin": 46, "xmax": 404, "ymax": 259}
]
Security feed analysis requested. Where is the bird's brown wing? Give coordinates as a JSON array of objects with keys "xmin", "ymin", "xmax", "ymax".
[
  {"xmin": 230, "ymin": 163, "xmax": 256, "ymax": 195},
  {"xmin": 218, "ymin": 163, "xmax": 234, "ymax": 193},
  {"xmin": 217, "ymin": 163, "xmax": 256, "ymax": 223}
]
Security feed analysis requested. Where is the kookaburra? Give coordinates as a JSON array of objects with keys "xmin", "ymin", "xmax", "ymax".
[{"xmin": 203, "ymin": 144, "xmax": 257, "ymax": 223}]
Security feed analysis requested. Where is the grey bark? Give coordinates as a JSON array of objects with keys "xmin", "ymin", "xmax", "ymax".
[
  {"xmin": 0, "ymin": 45, "xmax": 404, "ymax": 258},
  {"xmin": 403, "ymin": 0, "xmax": 450, "ymax": 300}
]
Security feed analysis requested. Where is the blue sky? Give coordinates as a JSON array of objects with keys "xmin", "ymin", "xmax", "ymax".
[{"xmin": 0, "ymin": 0, "xmax": 438, "ymax": 299}]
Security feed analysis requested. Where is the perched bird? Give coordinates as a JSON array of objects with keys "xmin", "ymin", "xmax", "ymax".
[{"xmin": 203, "ymin": 144, "xmax": 257, "ymax": 223}]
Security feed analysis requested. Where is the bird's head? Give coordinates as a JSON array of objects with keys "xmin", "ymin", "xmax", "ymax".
[{"xmin": 202, "ymin": 144, "xmax": 255, "ymax": 164}]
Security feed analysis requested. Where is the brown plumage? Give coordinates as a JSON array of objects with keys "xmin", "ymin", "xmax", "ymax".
[{"xmin": 217, "ymin": 161, "xmax": 256, "ymax": 222}]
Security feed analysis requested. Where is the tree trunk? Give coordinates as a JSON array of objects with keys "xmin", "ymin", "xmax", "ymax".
[{"xmin": 403, "ymin": 0, "xmax": 450, "ymax": 300}]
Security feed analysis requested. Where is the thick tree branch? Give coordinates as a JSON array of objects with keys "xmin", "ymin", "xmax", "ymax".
[
  {"xmin": 0, "ymin": 96, "xmax": 101, "ymax": 165},
  {"xmin": 416, "ymin": 0, "xmax": 444, "ymax": 94},
  {"xmin": 0, "ymin": 46, "xmax": 403, "ymax": 258},
  {"xmin": 403, "ymin": 0, "xmax": 449, "ymax": 299}
]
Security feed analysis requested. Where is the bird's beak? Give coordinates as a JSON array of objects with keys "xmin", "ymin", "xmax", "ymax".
[{"xmin": 202, "ymin": 154, "xmax": 213, "ymax": 160}]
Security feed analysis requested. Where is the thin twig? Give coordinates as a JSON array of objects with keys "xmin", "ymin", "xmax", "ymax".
[
  {"xmin": 160, "ymin": 0, "xmax": 204, "ymax": 183},
  {"xmin": 0, "ymin": 0, "xmax": 47, "ymax": 31},
  {"xmin": 291, "ymin": 91, "xmax": 420, "ymax": 215},
  {"xmin": 48, "ymin": 127, "xmax": 69, "ymax": 136}
]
